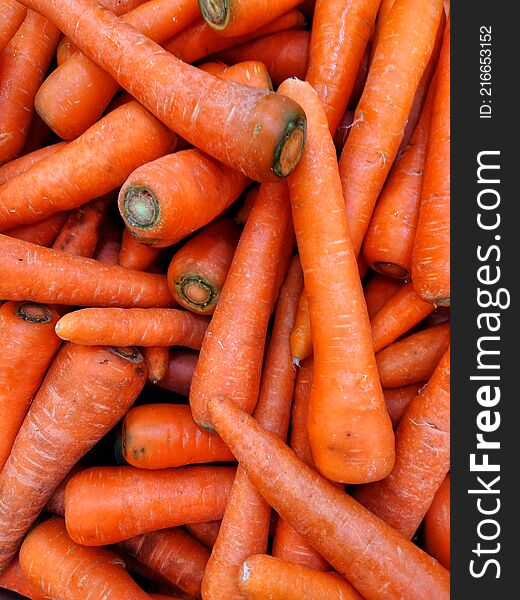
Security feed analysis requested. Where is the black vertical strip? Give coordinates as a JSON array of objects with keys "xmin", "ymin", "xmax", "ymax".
[{"xmin": 451, "ymin": 2, "xmax": 518, "ymax": 597}]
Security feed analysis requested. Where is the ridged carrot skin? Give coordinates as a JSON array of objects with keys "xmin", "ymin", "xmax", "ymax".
[
  {"xmin": 0, "ymin": 554, "xmax": 46, "ymax": 600},
  {"xmin": 306, "ymin": 0, "xmax": 380, "ymax": 135},
  {"xmin": 55, "ymin": 308, "xmax": 208, "ymax": 348},
  {"xmin": 363, "ymin": 273, "xmax": 403, "ymax": 318},
  {"xmin": 412, "ymin": 18, "xmax": 450, "ymax": 305},
  {"xmin": 0, "ymin": 234, "xmax": 174, "ymax": 307},
  {"xmin": 239, "ymin": 554, "xmax": 362, "ymax": 600},
  {"xmin": 17, "ymin": 0, "xmax": 307, "ymax": 183},
  {"xmin": 208, "ymin": 396, "xmax": 450, "ymax": 600},
  {"xmin": 119, "ymin": 528, "xmax": 209, "ymax": 598},
  {"xmin": 0, "ymin": 0, "xmax": 27, "ymax": 55},
  {"xmin": 19, "ymin": 518, "xmax": 152, "ymax": 599},
  {"xmin": 121, "ymin": 404, "xmax": 234, "ymax": 469},
  {"xmin": 0, "ymin": 10, "xmax": 59, "ymax": 165},
  {"xmin": 0, "ymin": 101, "xmax": 176, "ymax": 231},
  {"xmin": 0, "ymin": 344, "xmax": 147, "ymax": 572},
  {"xmin": 383, "ymin": 383, "xmax": 423, "ymax": 427},
  {"xmin": 186, "ymin": 521, "xmax": 221, "ymax": 549},
  {"xmin": 157, "ymin": 349, "xmax": 198, "ymax": 396},
  {"xmin": 0, "ymin": 141, "xmax": 67, "ymax": 186},
  {"xmin": 289, "ymin": 290, "xmax": 312, "ymax": 363},
  {"xmin": 189, "ymin": 181, "xmax": 291, "ymax": 430},
  {"xmin": 119, "ymin": 228, "xmax": 161, "ymax": 271},
  {"xmin": 424, "ymin": 474, "xmax": 450, "ymax": 569},
  {"xmin": 279, "ymin": 77, "xmax": 394, "ymax": 484},
  {"xmin": 4, "ymin": 212, "xmax": 69, "ymax": 247},
  {"xmin": 143, "ymin": 346, "xmax": 170, "ymax": 384},
  {"xmin": 0, "ymin": 301, "xmax": 61, "ymax": 471},
  {"xmin": 376, "ymin": 321, "xmax": 450, "ymax": 388},
  {"xmin": 35, "ymin": 0, "xmax": 200, "ymax": 140},
  {"xmin": 354, "ymin": 349, "xmax": 450, "ymax": 539},
  {"xmin": 64, "ymin": 465, "xmax": 236, "ymax": 545},
  {"xmin": 339, "ymin": 0, "xmax": 444, "ymax": 255}
]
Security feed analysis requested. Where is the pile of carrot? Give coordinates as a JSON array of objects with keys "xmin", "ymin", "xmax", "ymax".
[{"xmin": 0, "ymin": 0, "xmax": 450, "ymax": 598}]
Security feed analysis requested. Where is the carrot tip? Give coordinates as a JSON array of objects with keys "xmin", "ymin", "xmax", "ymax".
[
  {"xmin": 199, "ymin": 0, "xmax": 229, "ymax": 30},
  {"xmin": 16, "ymin": 302, "xmax": 53, "ymax": 324},
  {"xmin": 274, "ymin": 117, "xmax": 306, "ymax": 178},
  {"xmin": 122, "ymin": 186, "xmax": 159, "ymax": 229},
  {"xmin": 109, "ymin": 346, "xmax": 144, "ymax": 363},
  {"xmin": 176, "ymin": 275, "xmax": 216, "ymax": 311},
  {"xmin": 373, "ymin": 262, "xmax": 408, "ymax": 279}
]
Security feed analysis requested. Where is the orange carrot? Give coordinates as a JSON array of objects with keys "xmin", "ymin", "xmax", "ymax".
[
  {"xmin": 0, "ymin": 0, "xmax": 27, "ymax": 56},
  {"xmin": 198, "ymin": 0, "xmax": 301, "ymax": 37},
  {"xmin": 189, "ymin": 181, "xmax": 291, "ymax": 429},
  {"xmin": 20, "ymin": 113, "xmax": 50, "ymax": 156},
  {"xmin": 221, "ymin": 60, "xmax": 273, "ymax": 90},
  {"xmin": 289, "ymin": 290, "xmax": 312, "ymax": 364},
  {"xmin": 0, "ymin": 344, "xmax": 147, "ymax": 571},
  {"xmin": 424, "ymin": 474, "xmax": 450, "ymax": 569},
  {"xmin": 273, "ymin": 358, "xmax": 329, "ymax": 572},
  {"xmin": 354, "ymin": 348, "xmax": 450, "ymax": 539},
  {"xmin": 93, "ymin": 215, "xmax": 122, "ymax": 265},
  {"xmin": 167, "ymin": 218, "xmax": 241, "ymax": 315},
  {"xmin": 0, "ymin": 141, "xmax": 67, "ymax": 186},
  {"xmin": 362, "ymin": 81, "xmax": 435, "ymax": 279},
  {"xmin": 0, "ymin": 234, "xmax": 174, "ymax": 307},
  {"xmin": 215, "ymin": 30, "xmax": 310, "ymax": 87},
  {"xmin": 52, "ymin": 196, "xmax": 112, "ymax": 258},
  {"xmin": 371, "ymin": 282, "xmax": 435, "ymax": 353},
  {"xmin": 119, "ymin": 228, "xmax": 161, "ymax": 271},
  {"xmin": 19, "ymin": 518, "xmax": 151, "ymax": 599},
  {"xmin": 239, "ymin": 554, "xmax": 362, "ymax": 600},
  {"xmin": 121, "ymin": 404, "xmax": 234, "ymax": 469},
  {"xmin": 383, "ymin": 383, "xmax": 423, "ymax": 428},
  {"xmin": 278, "ymin": 77, "xmax": 394, "ymax": 484},
  {"xmin": 45, "ymin": 462, "xmax": 85, "ymax": 517},
  {"xmin": 412, "ymin": 18, "xmax": 450, "ymax": 305},
  {"xmin": 56, "ymin": 308, "xmax": 208, "ymax": 347},
  {"xmin": 143, "ymin": 347, "xmax": 170, "ymax": 384},
  {"xmin": 5, "ymin": 212, "xmax": 70, "ymax": 247},
  {"xmin": 363, "ymin": 273, "xmax": 403, "ymax": 318},
  {"xmin": 376, "ymin": 321, "xmax": 450, "ymax": 388},
  {"xmin": 0, "ymin": 301, "xmax": 61, "ymax": 471},
  {"xmin": 201, "ymin": 256, "xmax": 302, "ymax": 599},
  {"xmin": 0, "ymin": 554, "xmax": 45, "ymax": 600},
  {"xmin": 208, "ymin": 396, "xmax": 451, "ymax": 600},
  {"xmin": 157, "ymin": 349, "xmax": 198, "ymax": 396},
  {"xmin": 339, "ymin": 0, "xmax": 444, "ymax": 256},
  {"xmin": 163, "ymin": 9, "xmax": 304, "ymax": 64},
  {"xmin": 35, "ymin": 0, "xmax": 200, "ymax": 140},
  {"xmin": 0, "ymin": 101, "xmax": 176, "ymax": 231},
  {"xmin": 235, "ymin": 185, "xmax": 258, "ymax": 225},
  {"xmin": 185, "ymin": 521, "xmax": 221, "ymax": 549},
  {"xmin": 119, "ymin": 528, "xmax": 209, "ymax": 598},
  {"xmin": 64, "ymin": 465, "xmax": 236, "ymax": 545},
  {"xmin": 21, "ymin": 0, "xmax": 307, "ymax": 183},
  {"xmin": 306, "ymin": 0, "xmax": 380, "ymax": 135},
  {"xmin": 0, "ymin": 11, "xmax": 59, "ymax": 165},
  {"xmin": 370, "ymin": 0, "xmax": 395, "ymax": 59}
]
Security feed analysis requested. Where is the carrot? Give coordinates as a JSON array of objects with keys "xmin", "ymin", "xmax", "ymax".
[
  {"xmin": 164, "ymin": 9, "xmax": 304, "ymax": 64},
  {"xmin": 424, "ymin": 474, "xmax": 450, "ymax": 569},
  {"xmin": 45, "ymin": 463, "xmax": 85, "ymax": 517},
  {"xmin": 278, "ymin": 77, "xmax": 394, "ymax": 484},
  {"xmin": 370, "ymin": 0, "xmax": 395, "ymax": 59},
  {"xmin": 185, "ymin": 521, "xmax": 221, "ymax": 549},
  {"xmin": 0, "ymin": 141, "xmax": 67, "ymax": 186},
  {"xmin": 119, "ymin": 528, "xmax": 209, "ymax": 598},
  {"xmin": 189, "ymin": 181, "xmax": 291, "ymax": 429},
  {"xmin": 235, "ymin": 185, "xmax": 258, "ymax": 225},
  {"xmin": 120, "ymin": 228, "xmax": 161, "ymax": 271},
  {"xmin": 306, "ymin": 0, "xmax": 380, "ymax": 135},
  {"xmin": 201, "ymin": 256, "xmax": 302, "ymax": 599},
  {"xmin": 0, "ymin": 11, "xmax": 59, "ymax": 166},
  {"xmin": 383, "ymin": 383, "xmax": 423, "ymax": 428},
  {"xmin": 35, "ymin": 0, "xmax": 200, "ymax": 140},
  {"xmin": 20, "ymin": 113, "xmax": 50, "ymax": 156},
  {"xmin": 221, "ymin": 60, "xmax": 273, "ymax": 90},
  {"xmin": 0, "ymin": 0, "xmax": 26, "ymax": 56},
  {"xmin": 143, "ymin": 347, "xmax": 170, "ymax": 384},
  {"xmin": 376, "ymin": 321, "xmax": 450, "ymax": 388},
  {"xmin": 121, "ymin": 404, "xmax": 234, "ymax": 469},
  {"xmin": 0, "ymin": 102, "xmax": 176, "ymax": 231},
  {"xmin": 21, "ymin": 0, "xmax": 307, "ymax": 183},
  {"xmin": 214, "ymin": 30, "xmax": 310, "ymax": 87},
  {"xmin": 157, "ymin": 348, "xmax": 198, "ymax": 396},
  {"xmin": 52, "ymin": 196, "xmax": 112, "ymax": 258},
  {"xmin": 56, "ymin": 308, "xmax": 208, "ymax": 347},
  {"xmin": 0, "ymin": 554, "xmax": 45, "ymax": 600},
  {"xmin": 0, "ymin": 343, "xmax": 147, "ymax": 571},
  {"xmin": 371, "ymin": 282, "xmax": 435, "ymax": 353},
  {"xmin": 167, "ymin": 218, "xmax": 241, "ymax": 315},
  {"xmin": 338, "ymin": 0, "xmax": 444, "ymax": 256},
  {"xmin": 273, "ymin": 358, "xmax": 329, "ymax": 572},
  {"xmin": 0, "ymin": 301, "xmax": 61, "ymax": 471},
  {"xmin": 199, "ymin": 0, "xmax": 301, "ymax": 37},
  {"xmin": 19, "ymin": 518, "xmax": 152, "ymax": 599},
  {"xmin": 0, "ymin": 234, "xmax": 174, "ymax": 307},
  {"xmin": 64, "ymin": 465, "xmax": 236, "ymax": 545},
  {"xmin": 93, "ymin": 215, "xmax": 122, "ymax": 265},
  {"xmin": 363, "ymin": 273, "xmax": 403, "ymax": 318},
  {"xmin": 289, "ymin": 290, "xmax": 312, "ymax": 364},
  {"xmin": 239, "ymin": 554, "xmax": 362, "ymax": 600},
  {"xmin": 208, "ymin": 396, "xmax": 450, "ymax": 600},
  {"xmin": 354, "ymin": 348, "xmax": 450, "ymax": 539},
  {"xmin": 412, "ymin": 18, "xmax": 450, "ymax": 305},
  {"xmin": 5, "ymin": 212, "xmax": 70, "ymax": 247},
  {"xmin": 362, "ymin": 81, "xmax": 435, "ymax": 279}
]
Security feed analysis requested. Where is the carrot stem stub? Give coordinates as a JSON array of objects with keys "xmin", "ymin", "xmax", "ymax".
[{"xmin": 123, "ymin": 186, "xmax": 159, "ymax": 230}]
